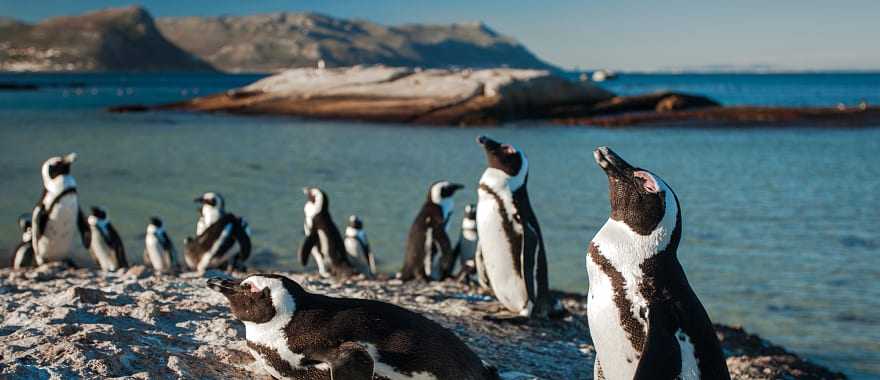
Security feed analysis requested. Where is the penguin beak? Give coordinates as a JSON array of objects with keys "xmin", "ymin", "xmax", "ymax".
[
  {"xmin": 449, "ymin": 183, "xmax": 464, "ymax": 192},
  {"xmin": 476, "ymin": 135, "xmax": 502, "ymax": 151},
  {"xmin": 193, "ymin": 196, "xmax": 204, "ymax": 204},
  {"xmin": 593, "ymin": 146, "xmax": 634, "ymax": 178},
  {"xmin": 208, "ymin": 278, "xmax": 242, "ymax": 296}
]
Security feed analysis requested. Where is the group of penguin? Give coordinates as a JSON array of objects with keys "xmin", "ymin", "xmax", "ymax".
[
  {"xmin": 9, "ymin": 153, "xmax": 254, "ymax": 275},
  {"xmin": 10, "ymin": 135, "xmax": 732, "ymax": 379}
]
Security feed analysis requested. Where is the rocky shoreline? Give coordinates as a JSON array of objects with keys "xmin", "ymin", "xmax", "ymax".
[{"xmin": 0, "ymin": 264, "xmax": 845, "ymax": 379}]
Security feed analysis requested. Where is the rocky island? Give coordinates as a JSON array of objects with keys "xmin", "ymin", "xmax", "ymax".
[{"xmin": 0, "ymin": 264, "xmax": 845, "ymax": 379}]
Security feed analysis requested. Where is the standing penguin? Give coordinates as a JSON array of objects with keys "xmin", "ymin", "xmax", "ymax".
[
  {"xmin": 453, "ymin": 204, "xmax": 479, "ymax": 282},
  {"xmin": 87, "ymin": 206, "xmax": 128, "ymax": 271},
  {"xmin": 299, "ymin": 187, "xmax": 355, "ymax": 278},
  {"xmin": 184, "ymin": 192, "xmax": 251, "ymax": 273},
  {"xmin": 400, "ymin": 181, "xmax": 464, "ymax": 281},
  {"xmin": 587, "ymin": 147, "xmax": 729, "ymax": 380},
  {"xmin": 344, "ymin": 215, "xmax": 377, "ymax": 278},
  {"xmin": 475, "ymin": 136, "xmax": 557, "ymax": 318},
  {"xmin": 144, "ymin": 217, "xmax": 178, "ymax": 274},
  {"xmin": 10, "ymin": 214, "xmax": 36, "ymax": 269},
  {"xmin": 32, "ymin": 153, "xmax": 90, "ymax": 266}
]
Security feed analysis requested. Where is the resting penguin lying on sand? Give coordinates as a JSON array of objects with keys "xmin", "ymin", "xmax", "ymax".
[
  {"xmin": 209, "ymin": 274, "xmax": 500, "ymax": 380},
  {"xmin": 587, "ymin": 147, "xmax": 730, "ymax": 380}
]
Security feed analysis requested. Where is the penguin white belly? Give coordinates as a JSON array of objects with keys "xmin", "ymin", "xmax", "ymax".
[
  {"xmin": 36, "ymin": 195, "xmax": 81, "ymax": 263},
  {"xmin": 677, "ymin": 329, "xmax": 702, "ymax": 379},
  {"xmin": 586, "ymin": 258, "xmax": 640, "ymax": 380},
  {"xmin": 145, "ymin": 235, "xmax": 168, "ymax": 272},
  {"xmin": 476, "ymin": 198, "xmax": 528, "ymax": 312},
  {"xmin": 14, "ymin": 245, "xmax": 31, "ymax": 268},
  {"xmin": 91, "ymin": 236, "xmax": 117, "ymax": 271},
  {"xmin": 344, "ymin": 237, "xmax": 370, "ymax": 275},
  {"xmin": 358, "ymin": 342, "xmax": 440, "ymax": 380},
  {"xmin": 312, "ymin": 230, "xmax": 331, "ymax": 277}
]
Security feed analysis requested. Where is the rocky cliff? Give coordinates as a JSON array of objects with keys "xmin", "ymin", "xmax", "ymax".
[
  {"xmin": 156, "ymin": 12, "xmax": 558, "ymax": 73},
  {"xmin": 0, "ymin": 6, "xmax": 214, "ymax": 72}
]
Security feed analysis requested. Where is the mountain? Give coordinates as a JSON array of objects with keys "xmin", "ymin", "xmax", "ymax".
[
  {"xmin": 0, "ymin": 6, "xmax": 214, "ymax": 72},
  {"xmin": 156, "ymin": 12, "xmax": 559, "ymax": 73}
]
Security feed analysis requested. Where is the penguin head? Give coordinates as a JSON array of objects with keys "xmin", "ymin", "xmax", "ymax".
[
  {"xmin": 348, "ymin": 215, "xmax": 363, "ymax": 229},
  {"xmin": 147, "ymin": 217, "xmax": 163, "ymax": 234},
  {"xmin": 477, "ymin": 136, "xmax": 529, "ymax": 190},
  {"xmin": 303, "ymin": 187, "xmax": 327, "ymax": 212},
  {"xmin": 88, "ymin": 206, "xmax": 108, "ymax": 225},
  {"xmin": 429, "ymin": 181, "xmax": 464, "ymax": 205},
  {"xmin": 18, "ymin": 213, "xmax": 32, "ymax": 233},
  {"xmin": 208, "ymin": 274, "xmax": 306, "ymax": 324},
  {"xmin": 41, "ymin": 153, "xmax": 77, "ymax": 191},
  {"xmin": 593, "ymin": 146, "xmax": 680, "ymax": 237},
  {"xmin": 194, "ymin": 192, "xmax": 225, "ymax": 213}
]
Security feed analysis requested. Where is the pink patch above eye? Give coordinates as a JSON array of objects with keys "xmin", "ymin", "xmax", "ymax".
[
  {"xmin": 502, "ymin": 144, "xmax": 516, "ymax": 154},
  {"xmin": 634, "ymin": 171, "xmax": 660, "ymax": 193},
  {"xmin": 248, "ymin": 283, "xmax": 261, "ymax": 293}
]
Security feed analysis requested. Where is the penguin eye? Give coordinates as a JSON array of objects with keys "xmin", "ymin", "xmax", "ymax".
[{"xmin": 243, "ymin": 283, "xmax": 260, "ymax": 293}]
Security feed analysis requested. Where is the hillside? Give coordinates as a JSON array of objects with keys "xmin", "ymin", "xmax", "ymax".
[
  {"xmin": 156, "ymin": 12, "xmax": 559, "ymax": 73},
  {"xmin": 0, "ymin": 6, "xmax": 213, "ymax": 72}
]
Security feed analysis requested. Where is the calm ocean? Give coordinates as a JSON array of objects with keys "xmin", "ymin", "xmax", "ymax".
[{"xmin": 1, "ymin": 72, "xmax": 878, "ymax": 378}]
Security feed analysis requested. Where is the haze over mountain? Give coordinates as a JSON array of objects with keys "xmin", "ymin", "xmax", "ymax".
[
  {"xmin": 0, "ymin": 6, "xmax": 559, "ymax": 73},
  {"xmin": 0, "ymin": 6, "xmax": 213, "ymax": 72},
  {"xmin": 156, "ymin": 12, "xmax": 558, "ymax": 73}
]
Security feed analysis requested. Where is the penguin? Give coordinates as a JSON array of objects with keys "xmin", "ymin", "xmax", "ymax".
[
  {"xmin": 298, "ymin": 187, "xmax": 355, "ymax": 278},
  {"xmin": 10, "ymin": 213, "xmax": 36, "ymax": 269},
  {"xmin": 587, "ymin": 147, "xmax": 730, "ymax": 380},
  {"xmin": 31, "ymin": 153, "xmax": 90, "ymax": 266},
  {"xmin": 344, "ymin": 215, "xmax": 377, "ymax": 278},
  {"xmin": 474, "ymin": 136, "xmax": 558, "ymax": 318},
  {"xmin": 208, "ymin": 274, "xmax": 500, "ymax": 380},
  {"xmin": 452, "ymin": 204, "xmax": 480, "ymax": 282},
  {"xmin": 195, "ymin": 192, "xmax": 224, "ymax": 236},
  {"xmin": 144, "ymin": 217, "xmax": 178, "ymax": 274},
  {"xmin": 399, "ymin": 181, "xmax": 464, "ymax": 281},
  {"xmin": 87, "ymin": 206, "xmax": 128, "ymax": 271},
  {"xmin": 184, "ymin": 192, "xmax": 251, "ymax": 273}
]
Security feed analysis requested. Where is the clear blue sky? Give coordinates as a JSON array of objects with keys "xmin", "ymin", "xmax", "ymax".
[{"xmin": 2, "ymin": 0, "xmax": 878, "ymax": 71}]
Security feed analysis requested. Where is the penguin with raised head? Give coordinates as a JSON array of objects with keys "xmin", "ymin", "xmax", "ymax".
[
  {"xmin": 11, "ymin": 214, "xmax": 36, "ymax": 269},
  {"xmin": 344, "ymin": 215, "xmax": 376, "ymax": 278},
  {"xmin": 87, "ymin": 206, "xmax": 128, "ymax": 271},
  {"xmin": 32, "ymin": 153, "xmax": 90, "ymax": 266},
  {"xmin": 453, "ymin": 204, "xmax": 479, "ymax": 282},
  {"xmin": 184, "ymin": 192, "xmax": 251, "ymax": 273},
  {"xmin": 475, "ymin": 136, "xmax": 558, "ymax": 318},
  {"xmin": 208, "ymin": 274, "xmax": 500, "ymax": 380},
  {"xmin": 144, "ymin": 217, "xmax": 178, "ymax": 274},
  {"xmin": 587, "ymin": 147, "xmax": 730, "ymax": 380},
  {"xmin": 399, "ymin": 181, "xmax": 464, "ymax": 281},
  {"xmin": 299, "ymin": 187, "xmax": 355, "ymax": 278}
]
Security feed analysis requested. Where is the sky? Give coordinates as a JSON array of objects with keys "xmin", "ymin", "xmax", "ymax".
[{"xmin": 2, "ymin": 0, "xmax": 879, "ymax": 71}]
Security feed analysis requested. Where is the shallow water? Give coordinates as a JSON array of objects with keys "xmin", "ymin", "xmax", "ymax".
[{"xmin": 0, "ymin": 73, "xmax": 878, "ymax": 378}]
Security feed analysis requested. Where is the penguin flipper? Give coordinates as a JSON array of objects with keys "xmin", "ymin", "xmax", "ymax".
[
  {"xmin": 77, "ymin": 209, "xmax": 91, "ymax": 248},
  {"xmin": 232, "ymin": 217, "xmax": 252, "ymax": 264},
  {"xmin": 521, "ymin": 221, "xmax": 540, "ymax": 303},
  {"xmin": 299, "ymin": 229, "xmax": 318, "ymax": 266},
  {"xmin": 431, "ymin": 226, "xmax": 455, "ymax": 279},
  {"xmin": 475, "ymin": 242, "xmax": 492, "ymax": 291},
  {"xmin": 633, "ymin": 303, "xmax": 682, "ymax": 380},
  {"xmin": 31, "ymin": 204, "xmax": 46, "ymax": 259},
  {"xmin": 110, "ymin": 225, "xmax": 128, "ymax": 268},
  {"xmin": 311, "ymin": 342, "xmax": 374, "ymax": 380}
]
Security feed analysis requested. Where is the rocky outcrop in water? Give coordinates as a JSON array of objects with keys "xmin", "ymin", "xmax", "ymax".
[
  {"xmin": 146, "ymin": 65, "xmax": 614, "ymax": 125},
  {"xmin": 0, "ymin": 6, "xmax": 213, "ymax": 72},
  {"xmin": 0, "ymin": 264, "xmax": 845, "ymax": 379}
]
